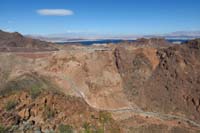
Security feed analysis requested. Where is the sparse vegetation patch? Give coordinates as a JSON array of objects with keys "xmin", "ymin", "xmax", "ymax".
[{"xmin": 5, "ymin": 100, "xmax": 18, "ymax": 111}]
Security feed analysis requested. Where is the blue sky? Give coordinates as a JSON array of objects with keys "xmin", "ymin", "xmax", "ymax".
[{"xmin": 0, "ymin": 0, "xmax": 200, "ymax": 35}]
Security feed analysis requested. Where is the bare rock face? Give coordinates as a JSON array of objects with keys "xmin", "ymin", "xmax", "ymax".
[
  {"xmin": 106, "ymin": 39, "xmax": 200, "ymax": 132},
  {"xmin": 139, "ymin": 41, "xmax": 200, "ymax": 118},
  {"xmin": 45, "ymin": 49, "xmax": 130, "ymax": 110},
  {"xmin": 114, "ymin": 39, "xmax": 200, "ymax": 128},
  {"xmin": 114, "ymin": 46, "xmax": 159, "ymax": 102}
]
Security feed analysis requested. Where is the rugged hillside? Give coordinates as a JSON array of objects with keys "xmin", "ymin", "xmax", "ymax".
[
  {"xmin": 0, "ymin": 31, "xmax": 200, "ymax": 132},
  {"xmin": 115, "ymin": 39, "xmax": 200, "ymax": 112},
  {"xmin": 114, "ymin": 39, "xmax": 200, "ymax": 132},
  {"xmin": 140, "ymin": 39, "xmax": 200, "ymax": 118},
  {"xmin": 0, "ymin": 30, "xmax": 58, "ymax": 52}
]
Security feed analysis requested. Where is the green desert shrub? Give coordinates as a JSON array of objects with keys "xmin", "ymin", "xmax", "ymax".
[
  {"xmin": 5, "ymin": 100, "xmax": 18, "ymax": 111},
  {"xmin": 58, "ymin": 124, "xmax": 73, "ymax": 133},
  {"xmin": 83, "ymin": 122, "xmax": 92, "ymax": 133}
]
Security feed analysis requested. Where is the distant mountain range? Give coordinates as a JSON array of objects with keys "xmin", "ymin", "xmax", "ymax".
[
  {"xmin": 23, "ymin": 31, "xmax": 200, "ymax": 42},
  {"xmin": 147, "ymin": 31, "xmax": 200, "ymax": 39}
]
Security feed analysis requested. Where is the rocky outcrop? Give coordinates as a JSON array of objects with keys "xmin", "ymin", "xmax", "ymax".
[{"xmin": 0, "ymin": 91, "xmax": 120, "ymax": 132}]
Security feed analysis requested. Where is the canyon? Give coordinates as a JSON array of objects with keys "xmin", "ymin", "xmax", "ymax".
[{"xmin": 0, "ymin": 30, "xmax": 200, "ymax": 132}]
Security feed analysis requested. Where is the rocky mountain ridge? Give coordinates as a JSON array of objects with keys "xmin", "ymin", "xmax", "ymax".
[{"xmin": 0, "ymin": 30, "xmax": 58, "ymax": 52}]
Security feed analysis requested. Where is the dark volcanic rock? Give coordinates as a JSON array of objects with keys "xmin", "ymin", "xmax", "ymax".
[{"xmin": 0, "ymin": 30, "xmax": 58, "ymax": 52}]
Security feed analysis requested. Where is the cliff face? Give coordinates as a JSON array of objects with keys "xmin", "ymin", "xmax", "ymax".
[{"xmin": 0, "ymin": 32, "xmax": 200, "ymax": 132}]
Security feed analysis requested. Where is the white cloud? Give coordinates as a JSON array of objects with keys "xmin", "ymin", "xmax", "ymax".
[{"xmin": 37, "ymin": 9, "xmax": 74, "ymax": 16}]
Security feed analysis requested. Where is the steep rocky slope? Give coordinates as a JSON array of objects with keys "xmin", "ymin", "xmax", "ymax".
[
  {"xmin": 140, "ymin": 39, "xmax": 200, "ymax": 119},
  {"xmin": 115, "ymin": 39, "xmax": 200, "ymax": 113},
  {"xmin": 114, "ymin": 39, "xmax": 200, "ymax": 132}
]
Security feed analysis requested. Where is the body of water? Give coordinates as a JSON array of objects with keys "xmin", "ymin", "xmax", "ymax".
[{"xmin": 57, "ymin": 39, "xmax": 189, "ymax": 45}]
